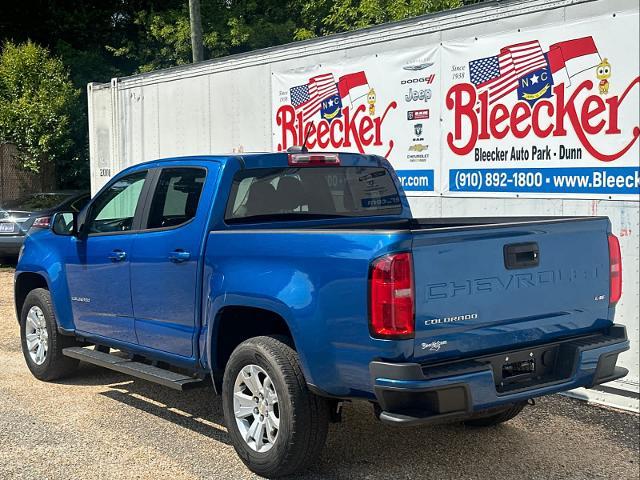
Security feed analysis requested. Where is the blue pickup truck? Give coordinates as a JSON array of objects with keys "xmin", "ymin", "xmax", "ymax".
[{"xmin": 15, "ymin": 152, "xmax": 629, "ymax": 477}]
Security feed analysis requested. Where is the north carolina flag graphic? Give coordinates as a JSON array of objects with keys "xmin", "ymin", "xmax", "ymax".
[
  {"xmin": 337, "ymin": 71, "xmax": 370, "ymax": 104},
  {"xmin": 546, "ymin": 36, "xmax": 601, "ymax": 86}
]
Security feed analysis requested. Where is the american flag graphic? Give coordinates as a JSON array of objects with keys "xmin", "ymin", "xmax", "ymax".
[
  {"xmin": 290, "ymin": 73, "xmax": 339, "ymax": 121},
  {"xmin": 469, "ymin": 40, "xmax": 548, "ymax": 105}
]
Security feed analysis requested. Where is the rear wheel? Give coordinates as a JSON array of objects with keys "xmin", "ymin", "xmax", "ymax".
[
  {"xmin": 20, "ymin": 288, "xmax": 79, "ymax": 381},
  {"xmin": 464, "ymin": 402, "xmax": 526, "ymax": 427},
  {"xmin": 222, "ymin": 335, "xmax": 329, "ymax": 478}
]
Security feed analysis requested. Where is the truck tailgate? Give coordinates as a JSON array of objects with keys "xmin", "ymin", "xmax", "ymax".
[{"xmin": 411, "ymin": 218, "xmax": 612, "ymax": 363}]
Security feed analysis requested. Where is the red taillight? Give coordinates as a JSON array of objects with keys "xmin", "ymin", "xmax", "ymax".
[
  {"xmin": 608, "ymin": 234, "xmax": 622, "ymax": 304},
  {"xmin": 288, "ymin": 153, "xmax": 340, "ymax": 166},
  {"xmin": 32, "ymin": 216, "xmax": 51, "ymax": 229},
  {"xmin": 369, "ymin": 252, "xmax": 415, "ymax": 339}
]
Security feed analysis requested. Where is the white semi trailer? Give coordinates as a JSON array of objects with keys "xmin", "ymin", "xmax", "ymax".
[{"xmin": 87, "ymin": 0, "xmax": 639, "ymax": 411}]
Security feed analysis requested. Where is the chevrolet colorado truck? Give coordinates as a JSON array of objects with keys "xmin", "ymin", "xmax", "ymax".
[{"xmin": 15, "ymin": 152, "xmax": 629, "ymax": 477}]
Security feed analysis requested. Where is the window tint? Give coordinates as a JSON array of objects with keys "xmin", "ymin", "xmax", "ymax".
[
  {"xmin": 86, "ymin": 171, "xmax": 147, "ymax": 234},
  {"xmin": 225, "ymin": 167, "xmax": 401, "ymax": 223},
  {"xmin": 147, "ymin": 168, "xmax": 206, "ymax": 229}
]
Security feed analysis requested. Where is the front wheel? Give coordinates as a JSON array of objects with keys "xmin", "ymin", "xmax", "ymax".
[
  {"xmin": 20, "ymin": 288, "xmax": 79, "ymax": 381},
  {"xmin": 222, "ymin": 336, "xmax": 329, "ymax": 478}
]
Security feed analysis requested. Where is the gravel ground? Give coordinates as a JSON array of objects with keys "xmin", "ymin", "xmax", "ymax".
[{"xmin": 0, "ymin": 267, "xmax": 638, "ymax": 479}]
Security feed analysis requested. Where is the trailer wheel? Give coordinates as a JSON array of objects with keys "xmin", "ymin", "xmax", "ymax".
[
  {"xmin": 20, "ymin": 288, "xmax": 79, "ymax": 381},
  {"xmin": 222, "ymin": 335, "xmax": 329, "ymax": 478},
  {"xmin": 464, "ymin": 402, "xmax": 526, "ymax": 427}
]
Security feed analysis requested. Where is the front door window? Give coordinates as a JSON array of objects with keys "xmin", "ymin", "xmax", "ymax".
[{"xmin": 86, "ymin": 171, "xmax": 147, "ymax": 234}]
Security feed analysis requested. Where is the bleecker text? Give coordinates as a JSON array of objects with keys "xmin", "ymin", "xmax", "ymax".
[
  {"xmin": 276, "ymin": 102, "xmax": 397, "ymax": 157},
  {"xmin": 445, "ymin": 78, "xmax": 640, "ymax": 162}
]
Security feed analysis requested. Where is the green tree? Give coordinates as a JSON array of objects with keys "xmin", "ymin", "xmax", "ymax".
[
  {"xmin": 103, "ymin": 0, "xmax": 464, "ymax": 74},
  {"xmin": 0, "ymin": 41, "xmax": 81, "ymax": 178},
  {"xmin": 297, "ymin": 0, "xmax": 462, "ymax": 38},
  {"xmin": 106, "ymin": 7, "xmax": 194, "ymax": 73},
  {"xmin": 106, "ymin": 1, "xmax": 306, "ymax": 73}
]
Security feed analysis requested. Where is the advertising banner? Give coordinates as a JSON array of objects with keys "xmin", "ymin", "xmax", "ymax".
[
  {"xmin": 441, "ymin": 13, "xmax": 639, "ymax": 198},
  {"xmin": 271, "ymin": 47, "xmax": 440, "ymax": 194},
  {"xmin": 272, "ymin": 12, "xmax": 639, "ymax": 200}
]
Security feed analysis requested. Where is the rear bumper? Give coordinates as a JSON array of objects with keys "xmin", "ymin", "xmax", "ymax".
[
  {"xmin": 0, "ymin": 235, "xmax": 24, "ymax": 256},
  {"xmin": 370, "ymin": 325, "xmax": 630, "ymax": 426}
]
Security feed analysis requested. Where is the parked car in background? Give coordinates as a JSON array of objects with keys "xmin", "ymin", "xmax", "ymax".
[{"xmin": 0, "ymin": 191, "xmax": 90, "ymax": 262}]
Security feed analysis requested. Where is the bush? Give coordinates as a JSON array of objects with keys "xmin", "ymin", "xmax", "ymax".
[{"xmin": 0, "ymin": 41, "xmax": 81, "ymax": 177}]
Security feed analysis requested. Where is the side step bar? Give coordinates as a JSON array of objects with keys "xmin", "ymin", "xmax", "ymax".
[{"xmin": 63, "ymin": 347, "xmax": 205, "ymax": 391}]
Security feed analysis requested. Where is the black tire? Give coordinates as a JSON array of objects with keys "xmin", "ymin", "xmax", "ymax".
[
  {"xmin": 464, "ymin": 402, "xmax": 526, "ymax": 427},
  {"xmin": 20, "ymin": 288, "xmax": 79, "ymax": 381},
  {"xmin": 222, "ymin": 335, "xmax": 329, "ymax": 478}
]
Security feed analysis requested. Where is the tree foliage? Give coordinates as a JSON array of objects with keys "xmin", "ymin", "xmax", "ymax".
[
  {"xmin": 105, "ymin": 1, "xmax": 464, "ymax": 72},
  {"xmin": 106, "ymin": 1, "xmax": 311, "ymax": 72},
  {"xmin": 295, "ymin": 0, "xmax": 461, "ymax": 39},
  {"xmin": 0, "ymin": 41, "xmax": 81, "ymax": 175}
]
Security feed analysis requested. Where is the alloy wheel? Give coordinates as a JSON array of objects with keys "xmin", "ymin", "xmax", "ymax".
[
  {"xmin": 25, "ymin": 306, "xmax": 48, "ymax": 365},
  {"xmin": 233, "ymin": 364, "xmax": 280, "ymax": 453}
]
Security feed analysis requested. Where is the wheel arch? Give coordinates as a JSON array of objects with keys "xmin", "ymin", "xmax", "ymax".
[
  {"xmin": 14, "ymin": 271, "xmax": 50, "ymax": 323},
  {"xmin": 209, "ymin": 303, "xmax": 297, "ymax": 370},
  {"xmin": 206, "ymin": 295, "xmax": 310, "ymax": 391}
]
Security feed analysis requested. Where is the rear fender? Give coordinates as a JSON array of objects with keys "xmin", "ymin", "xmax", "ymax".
[{"xmin": 203, "ymin": 293, "xmax": 308, "ymax": 375}]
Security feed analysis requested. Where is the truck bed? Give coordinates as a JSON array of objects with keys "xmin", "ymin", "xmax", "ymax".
[{"xmin": 213, "ymin": 214, "xmax": 613, "ymax": 386}]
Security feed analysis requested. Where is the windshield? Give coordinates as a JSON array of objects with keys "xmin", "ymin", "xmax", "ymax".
[
  {"xmin": 3, "ymin": 193, "xmax": 71, "ymax": 211},
  {"xmin": 225, "ymin": 167, "xmax": 402, "ymax": 224}
]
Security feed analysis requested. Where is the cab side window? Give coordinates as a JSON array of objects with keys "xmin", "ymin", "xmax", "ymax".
[
  {"xmin": 146, "ymin": 168, "xmax": 206, "ymax": 229},
  {"xmin": 85, "ymin": 171, "xmax": 147, "ymax": 234}
]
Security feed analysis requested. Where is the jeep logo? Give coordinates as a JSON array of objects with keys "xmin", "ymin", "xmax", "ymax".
[{"xmin": 405, "ymin": 87, "xmax": 432, "ymax": 102}]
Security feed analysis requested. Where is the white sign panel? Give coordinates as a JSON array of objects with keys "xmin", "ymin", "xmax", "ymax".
[
  {"xmin": 272, "ymin": 12, "xmax": 639, "ymax": 200},
  {"xmin": 441, "ymin": 13, "xmax": 640, "ymax": 198},
  {"xmin": 271, "ymin": 47, "xmax": 441, "ymax": 195}
]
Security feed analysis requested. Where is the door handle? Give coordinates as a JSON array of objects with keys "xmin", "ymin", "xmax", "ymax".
[
  {"xmin": 169, "ymin": 250, "xmax": 191, "ymax": 263},
  {"xmin": 108, "ymin": 250, "xmax": 127, "ymax": 262}
]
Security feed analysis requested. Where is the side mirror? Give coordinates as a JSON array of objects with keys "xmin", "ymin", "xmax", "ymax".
[{"xmin": 51, "ymin": 211, "xmax": 78, "ymax": 236}]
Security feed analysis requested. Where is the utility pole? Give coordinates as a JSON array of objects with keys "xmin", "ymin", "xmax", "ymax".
[{"xmin": 189, "ymin": 0, "xmax": 204, "ymax": 63}]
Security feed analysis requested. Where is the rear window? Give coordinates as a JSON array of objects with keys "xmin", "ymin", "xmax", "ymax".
[{"xmin": 225, "ymin": 167, "xmax": 402, "ymax": 223}]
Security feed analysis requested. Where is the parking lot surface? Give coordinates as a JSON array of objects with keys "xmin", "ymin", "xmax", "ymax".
[{"xmin": 0, "ymin": 267, "xmax": 638, "ymax": 479}]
